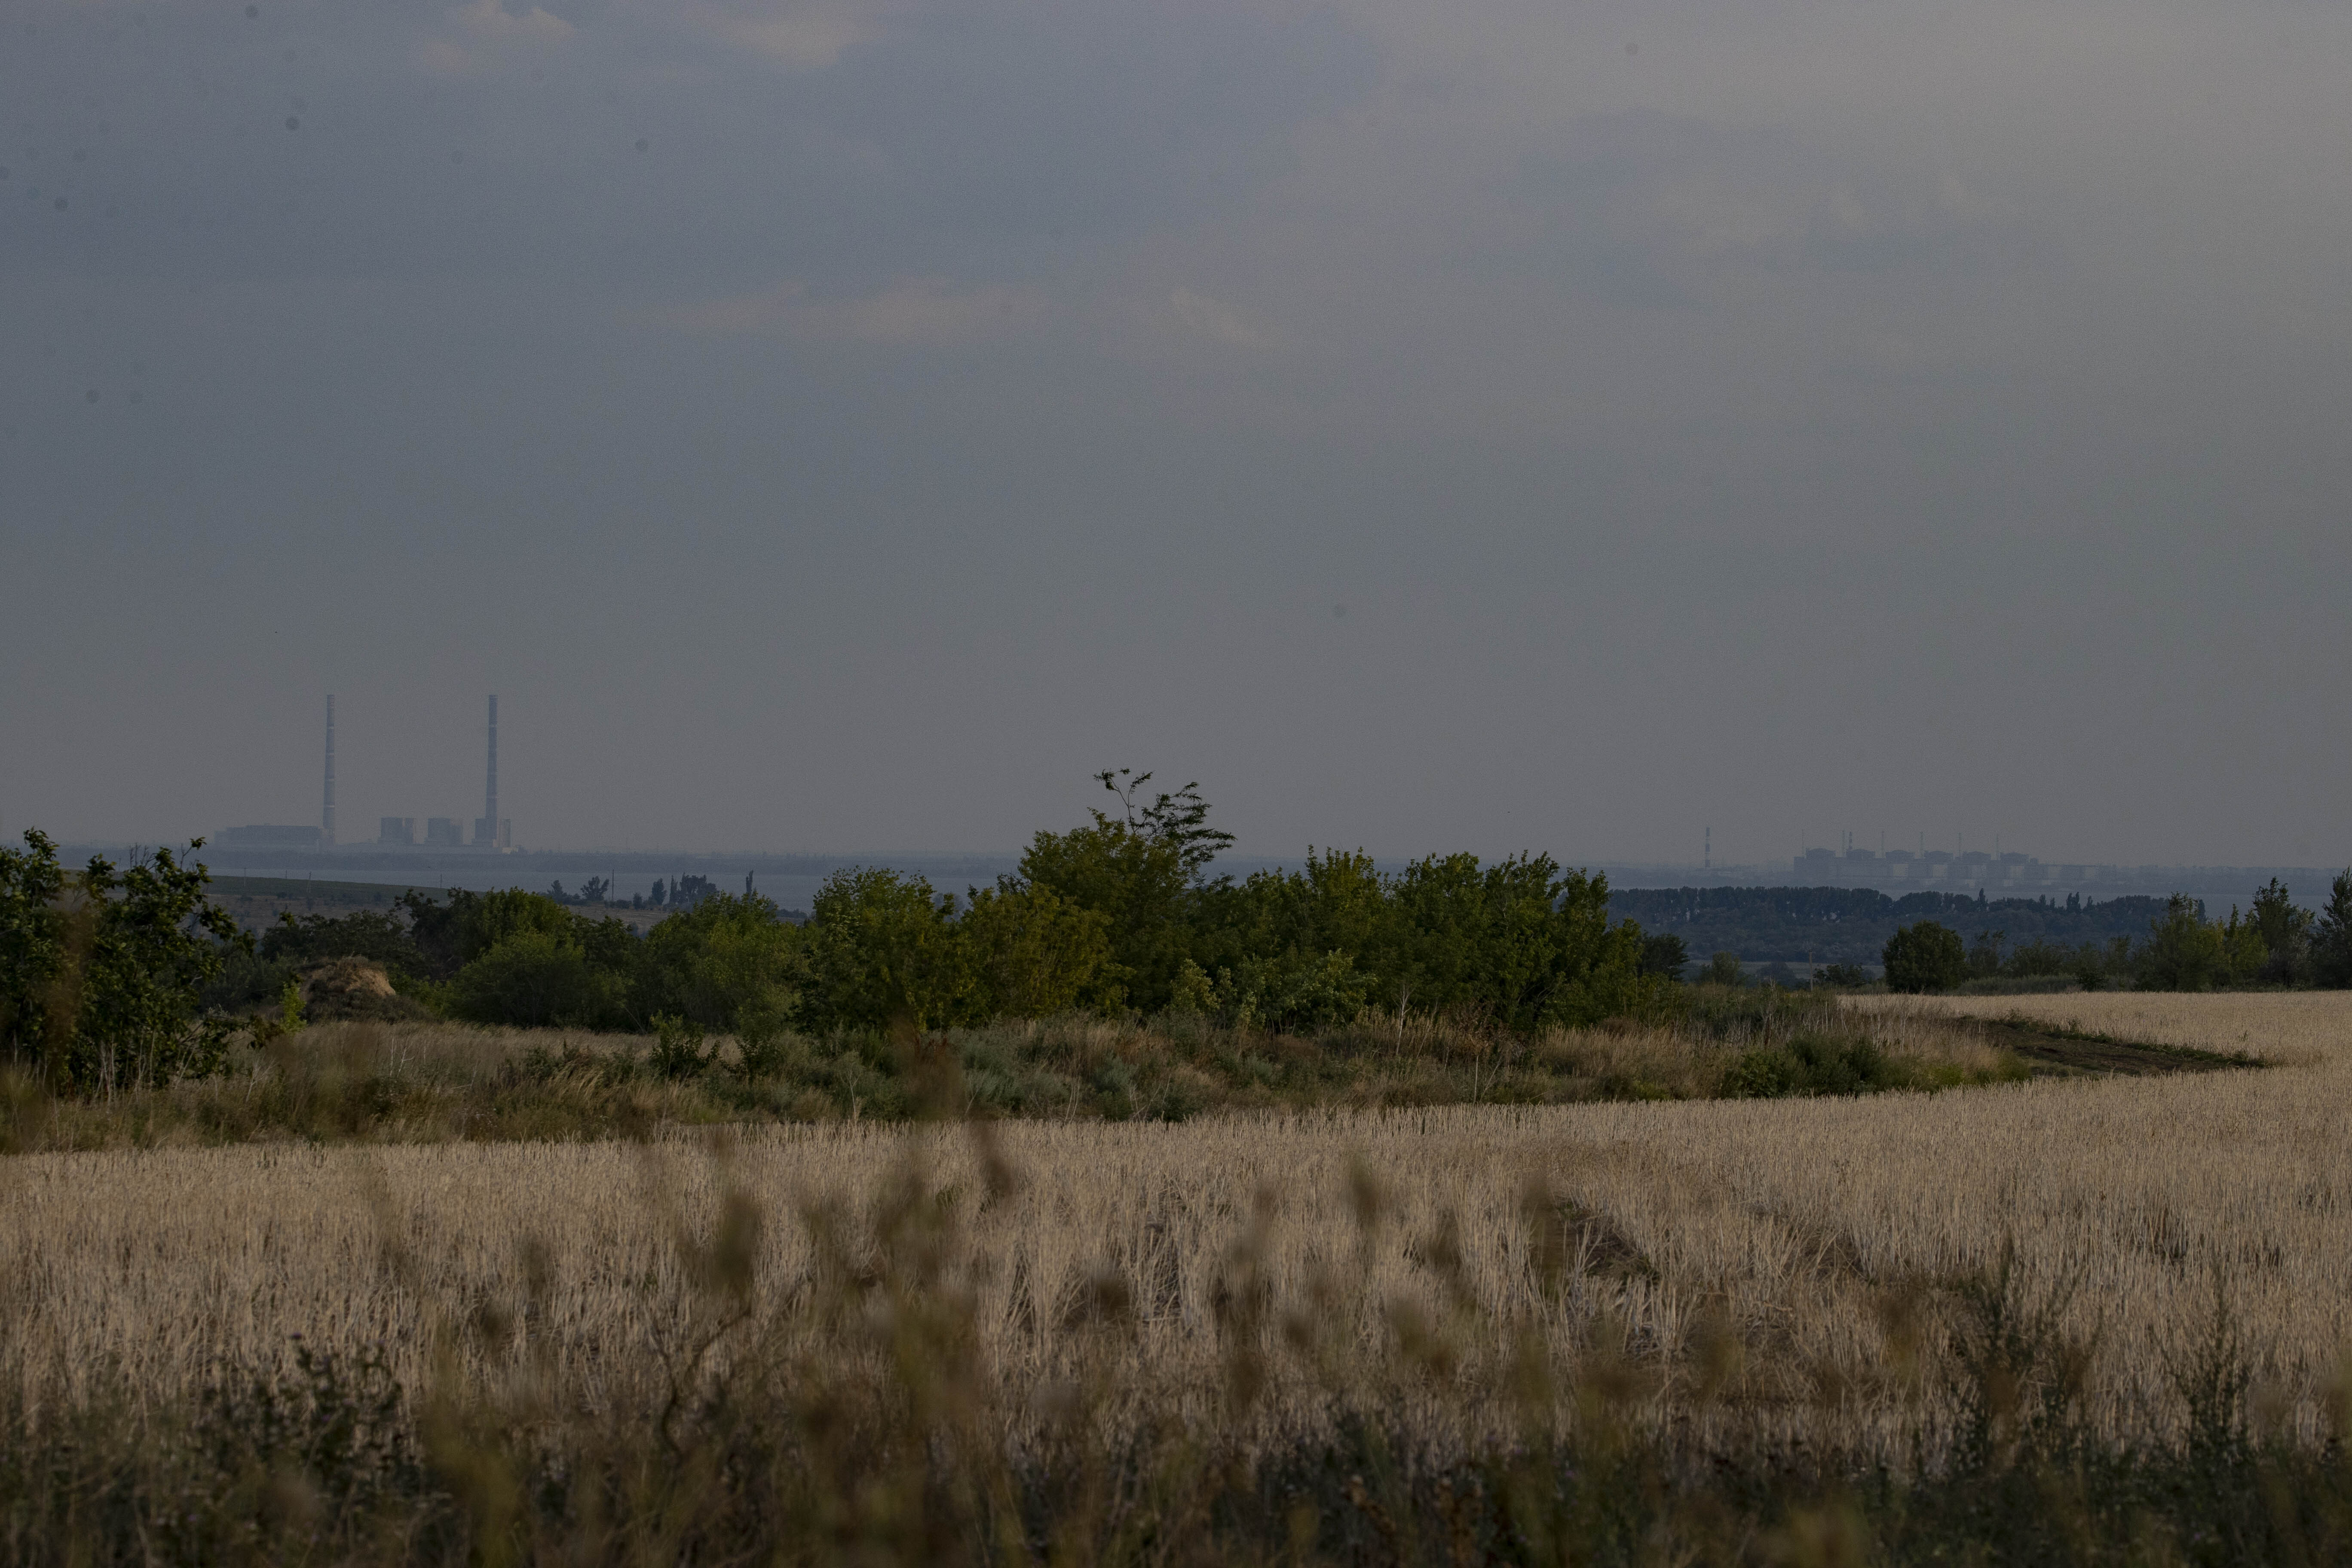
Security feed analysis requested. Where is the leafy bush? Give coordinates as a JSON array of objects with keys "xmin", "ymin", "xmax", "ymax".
[
  {"xmin": 2248, "ymin": 877, "xmax": 2313, "ymax": 984},
  {"xmin": 1883, "ymin": 921, "xmax": 1967, "ymax": 994},
  {"xmin": 634, "ymin": 891, "xmax": 806, "ymax": 1032},
  {"xmin": 398, "ymin": 886, "xmax": 578, "ymax": 980},
  {"xmin": 2316, "ymin": 871, "xmax": 2352, "ymax": 987},
  {"xmin": 447, "ymin": 930, "xmax": 625, "ymax": 1029},
  {"xmin": 0, "ymin": 831, "xmax": 242, "ymax": 1092},
  {"xmin": 1723, "ymin": 1034, "xmax": 1900, "ymax": 1097},
  {"xmin": 258, "ymin": 907, "xmax": 424, "ymax": 977},
  {"xmin": 1017, "ymin": 796, "xmax": 1202, "ymax": 1011},
  {"xmin": 957, "ymin": 881, "xmax": 1114, "ymax": 1019},
  {"xmin": 1639, "ymin": 932, "xmax": 1690, "ymax": 978},
  {"xmin": 199, "ymin": 944, "xmax": 300, "ymax": 1015},
  {"xmin": 648, "ymin": 1012, "xmax": 719, "ymax": 1080},
  {"xmin": 800, "ymin": 868, "xmax": 967, "ymax": 1032}
]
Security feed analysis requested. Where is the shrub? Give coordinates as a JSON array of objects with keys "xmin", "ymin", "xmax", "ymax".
[
  {"xmin": 801, "ymin": 868, "xmax": 967, "ymax": 1032},
  {"xmin": 1883, "ymin": 922, "xmax": 1967, "ymax": 994},
  {"xmin": 2139, "ymin": 895, "xmax": 2226, "ymax": 992},
  {"xmin": 2248, "ymin": 878, "xmax": 2312, "ymax": 985},
  {"xmin": 447, "ymin": 931, "xmax": 624, "ymax": 1029},
  {"xmin": 957, "ymin": 882, "xmax": 1114, "ymax": 1019},
  {"xmin": 648, "ymin": 1013, "xmax": 718, "ymax": 1080},
  {"xmin": 1639, "ymin": 933, "xmax": 1690, "ymax": 978},
  {"xmin": 1723, "ymin": 1035, "xmax": 1899, "ymax": 1097},
  {"xmin": 259, "ymin": 907, "xmax": 425, "ymax": 978},
  {"xmin": 634, "ymin": 892, "xmax": 805, "ymax": 1033},
  {"xmin": 2308, "ymin": 871, "xmax": 2352, "ymax": 988},
  {"xmin": 0, "ymin": 831, "xmax": 242, "ymax": 1093},
  {"xmin": 400, "ymin": 887, "xmax": 576, "ymax": 980}
]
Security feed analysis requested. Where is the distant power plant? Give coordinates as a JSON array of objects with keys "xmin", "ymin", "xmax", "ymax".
[
  {"xmin": 217, "ymin": 695, "xmax": 511, "ymax": 852},
  {"xmin": 323, "ymin": 694, "xmax": 336, "ymax": 845},
  {"xmin": 1797, "ymin": 842, "xmax": 2119, "ymax": 891},
  {"xmin": 476, "ymin": 695, "xmax": 502, "ymax": 850}
]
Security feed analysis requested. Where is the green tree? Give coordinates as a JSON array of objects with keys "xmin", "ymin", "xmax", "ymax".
[
  {"xmin": 0, "ymin": 832, "xmax": 243, "ymax": 1092},
  {"xmin": 447, "ymin": 929, "xmax": 624, "ymax": 1029},
  {"xmin": 1380, "ymin": 854, "xmax": 1654, "ymax": 1029},
  {"xmin": 2248, "ymin": 878, "xmax": 2312, "ymax": 985},
  {"xmin": 634, "ymin": 892, "xmax": 806, "ymax": 1035},
  {"xmin": 958, "ymin": 882, "xmax": 1114, "ymax": 1020},
  {"xmin": 2215, "ymin": 904, "xmax": 2268, "ymax": 986},
  {"xmin": 1882, "ymin": 922, "xmax": 1966, "ymax": 994},
  {"xmin": 259, "ymin": 908, "xmax": 423, "ymax": 978},
  {"xmin": 398, "ymin": 887, "xmax": 580, "ymax": 981},
  {"xmin": 1703, "ymin": 951, "xmax": 1745, "ymax": 987},
  {"xmin": 2005, "ymin": 937, "xmax": 2072, "ymax": 978},
  {"xmin": 1017, "ymin": 774, "xmax": 1222, "ymax": 1013},
  {"xmin": 2310, "ymin": 871, "xmax": 2352, "ymax": 988},
  {"xmin": 2138, "ymin": 895, "xmax": 2226, "ymax": 991},
  {"xmin": 1638, "ymin": 932, "xmax": 1690, "ymax": 980},
  {"xmin": 1096, "ymin": 768, "xmax": 1236, "ymax": 876},
  {"xmin": 0, "ymin": 830, "xmax": 70, "ymax": 1071},
  {"xmin": 801, "ymin": 868, "xmax": 968, "ymax": 1032},
  {"xmin": 1213, "ymin": 948, "xmax": 1375, "ymax": 1032}
]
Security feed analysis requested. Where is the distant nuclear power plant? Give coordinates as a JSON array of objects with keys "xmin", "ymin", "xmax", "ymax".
[{"xmin": 216, "ymin": 695, "xmax": 512, "ymax": 852}]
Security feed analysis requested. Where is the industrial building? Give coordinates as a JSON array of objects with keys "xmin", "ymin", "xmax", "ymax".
[
  {"xmin": 1794, "ymin": 844, "xmax": 2122, "ymax": 891},
  {"xmin": 230, "ymin": 695, "xmax": 512, "ymax": 853}
]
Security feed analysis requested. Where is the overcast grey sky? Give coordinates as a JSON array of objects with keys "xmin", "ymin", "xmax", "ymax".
[{"xmin": 4, "ymin": 0, "xmax": 2349, "ymax": 866}]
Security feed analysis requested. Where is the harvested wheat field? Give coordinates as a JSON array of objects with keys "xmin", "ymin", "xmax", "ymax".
[
  {"xmin": 1866, "ymin": 988, "xmax": 2344, "ymax": 1066},
  {"xmin": 6, "ymin": 992, "xmax": 2351, "ymax": 1470}
]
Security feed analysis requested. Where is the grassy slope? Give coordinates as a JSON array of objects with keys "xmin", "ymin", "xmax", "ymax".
[{"xmin": 0, "ymin": 992, "xmax": 2047, "ymax": 1153}]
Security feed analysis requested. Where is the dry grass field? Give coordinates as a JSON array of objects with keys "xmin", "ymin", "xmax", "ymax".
[
  {"xmin": 1865, "ymin": 988, "xmax": 2346, "ymax": 1066},
  {"xmin": 0, "ymin": 998, "xmax": 2027, "ymax": 1153},
  {"xmin": 7, "ymin": 989, "xmax": 2351, "ymax": 1483}
]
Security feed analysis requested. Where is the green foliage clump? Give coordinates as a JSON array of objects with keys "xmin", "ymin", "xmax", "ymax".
[
  {"xmin": 1015, "ymin": 770, "xmax": 1222, "ymax": 1011},
  {"xmin": 446, "ymin": 928, "xmax": 625, "ymax": 1029},
  {"xmin": 2248, "ymin": 877, "xmax": 2314, "ymax": 984},
  {"xmin": 2308, "ymin": 870, "xmax": 2352, "ymax": 988},
  {"xmin": 772, "ymin": 771, "xmax": 1665, "ymax": 1042},
  {"xmin": 957, "ymin": 881, "xmax": 1114, "ymax": 1021},
  {"xmin": 1638, "ymin": 931, "xmax": 1689, "ymax": 978},
  {"xmin": 0, "ymin": 830, "xmax": 242, "ymax": 1093},
  {"xmin": 2138, "ymin": 895, "xmax": 2227, "ymax": 991},
  {"xmin": 1722, "ymin": 1033, "xmax": 1899, "ymax": 1097},
  {"xmin": 800, "ymin": 868, "xmax": 965, "ymax": 1032},
  {"xmin": 1883, "ymin": 921, "xmax": 1967, "ymax": 993},
  {"xmin": 636, "ymin": 891, "xmax": 807, "ymax": 1035},
  {"xmin": 259, "ymin": 906, "xmax": 424, "ymax": 976},
  {"xmin": 2129, "ymin": 894, "xmax": 2278, "ymax": 991}
]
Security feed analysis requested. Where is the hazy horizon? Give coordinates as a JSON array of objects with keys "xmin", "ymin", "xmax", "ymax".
[{"xmin": 7, "ymin": 0, "xmax": 2349, "ymax": 868}]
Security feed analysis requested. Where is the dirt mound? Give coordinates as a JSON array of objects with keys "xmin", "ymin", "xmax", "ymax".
[{"xmin": 300, "ymin": 957, "xmax": 417, "ymax": 1021}]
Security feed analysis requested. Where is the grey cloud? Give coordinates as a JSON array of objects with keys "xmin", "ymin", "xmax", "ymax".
[
  {"xmin": 2, "ymin": 0, "xmax": 1380, "ymax": 292},
  {"xmin": 4, "ymin": 0, "xmax": 2350, "ymax": 866}
]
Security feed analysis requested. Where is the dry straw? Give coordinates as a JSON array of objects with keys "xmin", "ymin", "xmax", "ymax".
[{"xmin": 5, "ymin": 991, "xmax": 2350, "ymax": 1465}]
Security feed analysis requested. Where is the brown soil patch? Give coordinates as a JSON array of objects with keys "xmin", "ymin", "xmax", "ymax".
[{"xmin": 1975, "ymin": 1017, "xmax": 2262, "ymax": 1078}]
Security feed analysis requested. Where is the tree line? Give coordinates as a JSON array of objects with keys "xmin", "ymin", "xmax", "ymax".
[
  {"xmin": 14, "ymin": 779, "xmax": 2352, "ymax": 1094},
  {"xmin": 2, "ymin": 774, "xmax": 1667, "ymax": 1090},
  {"xmin": 1878, "ymin": 877, "xmax": 2352, "ymax": 992},
  {"xmin": 1610, "ymin": 885, "xmax": 2189, "ymax": 967}
]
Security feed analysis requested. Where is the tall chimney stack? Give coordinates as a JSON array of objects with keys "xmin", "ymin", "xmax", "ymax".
[
  {"xmin": 323, "ymin": 695, "xmax": 337, "ymax": 845},
  {"xmin": 483, "ymin": 695, "xmax": 499, "ymax": 848}
]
